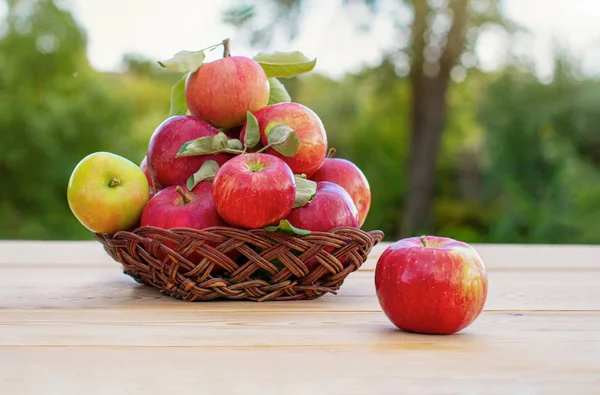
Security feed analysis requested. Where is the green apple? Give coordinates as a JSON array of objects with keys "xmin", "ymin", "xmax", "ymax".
[{"xmin": 67, "ymin": 152, "xmax": 150, "ymax": 234}]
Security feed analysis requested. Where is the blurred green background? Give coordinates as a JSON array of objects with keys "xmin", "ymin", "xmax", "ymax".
[{"xmin": 1, "ymin": 0, "xmax": 599, "ymax": 244}]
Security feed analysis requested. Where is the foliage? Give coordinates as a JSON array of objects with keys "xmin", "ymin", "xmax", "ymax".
[
  {"xmin": 1, "ymin": 0, "xmax": 599, "ymax": 245},
  {"xmin": 478, "ymin": 60, "xmax": 600, "ymax": 243},
  {"xmin": 0, "ymin": 0, "xmax": 171, "ymax": 240}
]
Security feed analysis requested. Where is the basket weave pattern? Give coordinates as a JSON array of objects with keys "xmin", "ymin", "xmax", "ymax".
[{"xmin": 96, "ymin": 226, "xmax": 384, "ymax": 302}]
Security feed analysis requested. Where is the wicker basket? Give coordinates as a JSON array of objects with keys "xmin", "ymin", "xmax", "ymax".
[{"xmin": 95, "ymin": 225, "xmax": 384, "ymax": 302}]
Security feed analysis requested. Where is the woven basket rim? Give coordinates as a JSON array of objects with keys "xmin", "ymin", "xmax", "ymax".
[{"xmin": 98, "ymin": 224, "xmax": 384, "ymax": 239}]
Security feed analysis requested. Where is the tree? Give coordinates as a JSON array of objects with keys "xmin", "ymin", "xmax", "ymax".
[
  {"xmin": 0, "ymin": 0, "xmax": 138, "ymax": 239},
  {"xmin": 224, "ymin": 0, "xmax": 511, "ymax": 237}
]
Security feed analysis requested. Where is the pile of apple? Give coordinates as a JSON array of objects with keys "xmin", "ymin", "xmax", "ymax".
[{"xmin": 67, "ymin": 39, "xmax": 371, "ymax": 244}]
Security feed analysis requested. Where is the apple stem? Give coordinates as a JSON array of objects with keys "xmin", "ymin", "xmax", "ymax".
[
  {"xmin": 327, "ymin": 147, "xmax": 336, "ymax": 158},
  {"xmin": 420, "ymin": 235, "xmax": 428, "ymax": 247},
  {"xmin": 109, "ymin": 178, "xmax": 121, "ymax": 188},
  {"xmin": 176, "ymin": 186, "xmax": 190, "ymax": 204},
  {"xmin": 222, "ymin": 38, "xmax": 231, "ymax": 57}
]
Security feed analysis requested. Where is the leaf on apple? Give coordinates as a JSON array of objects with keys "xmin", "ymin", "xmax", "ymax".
[
  {"xmin": 186, "ymin": 160, "xmax": 219, "ymax": 190},
  {"xmin": 158, "ymin": 49, "xmax": 206, "ymax": 73},
  {"xmin": 264, "ymin": 219, "xmax": 311, "ymax": 236},
  {"xmin": 177, "ymin": 132, "xmax": 229, "ymax": 157},
  {"xmin": 253, "ymin": 51, "xmax": 316, "ymax": 78},
  {"xmin": 293, "ymin": 175, "xmax": 317, "ymax": 208},
  {"xmin": 266, "ymin": 124, "xmax": 300, "ymax": 157},
  {"xmin": 244, "ymin": 111, "xmax": 261, "ymax": 149},
  {"xmin": 267, "ymin": 78, "xmax": 291, "ymax": 105},
  {"xmin": 168, "ymin": 74, "xmax": 188, "ymax": 117},
  {"xmin": 227, "ymin": 138, "xmax": 244, "ymax": 151}
]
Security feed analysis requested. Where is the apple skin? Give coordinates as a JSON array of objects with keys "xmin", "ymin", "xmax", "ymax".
[
  {"xmin": 311, "ymin": 158, "xmax": 371, "ymax": 226},
  {"xmin": 67, "ymin": 151, "xmax": 150, "ymax": 234},
  {"xmin": 140, "ymin": 182, "xmax": 226, "ymax": 230},
  {"xmin": 286, "ymin": 181, "xmax": 359, "ymax": 232},
  {"xmin": 374, "ymin": 236, "xmax": 488, "ymax": 335},
  {"xmin": 212, "ymin": 153, "xmax": 296, "ymax": 229},
  {"xmin": 140, "ymin": 182, "xmax": 235, "ymax": 274},
  {"xmin": 286, "ymin": 181, "xmax": 359, "ymax": 269},
  {"xmin": 147, "ymin": 116, "xmax": 233, "ymax": 189},
  {"xmin": 185, "ymin": 56, "xmax": 269, "ymax": 129},
  {"xmin": 240, "ymin": 102, "xmax": 327, "ymax": 177},
  {"xmin": 139, "ymin": 155, "xmax": 158, "ymax": 198}
]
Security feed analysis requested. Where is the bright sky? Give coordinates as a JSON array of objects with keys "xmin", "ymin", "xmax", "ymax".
[{"xmin": 62, "ymin": 0, "xmax": 600, "ymax": 80}]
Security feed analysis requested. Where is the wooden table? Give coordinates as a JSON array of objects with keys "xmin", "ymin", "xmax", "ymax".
[{"xmin": 1, "ymin": 240, "xmax": 599, "ymax": 394}]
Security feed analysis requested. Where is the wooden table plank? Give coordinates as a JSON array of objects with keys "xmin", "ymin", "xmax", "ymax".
[
  {"xmin": 1, "ymin": 267, "xmax": 599, "ymax": 311},
  {"xmin": 1, "ymin": 310, "xmax": 598, "ymax": 347},
  {"xmin": 1, "ymin": 241, "xmax": 599, "ymax": 395},
  {"xmin": 2, "ymin": 344, "xmax": 599, "ymax": 395}
]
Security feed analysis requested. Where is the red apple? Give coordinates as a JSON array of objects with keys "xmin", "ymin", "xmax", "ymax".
[
  {"xmin": 374, "ymin": 235, "xmax": 488, "ymax": 335},
  {"xmin": 185, "ymin": 56, "xmax": 269, "ymax": 129},
  {"xmin": 147, "ymin": 116, "xmax": 232, "ymax": 189},
  {"xmin": 311, "ymin": 157, "xmax": 371, "ymax": 226},
  {"xmin": 240, "ymin": 102, "xmax": 327, "ymax": 177},
  {"xmin": 139, "ymin": 155, "xmax": 158, "ymax": 198},
  {"xmin": 141, "ymin": 182, "xmax": 226, "ymax": 230},
  {"xmin": 212, "ymin": 153, "xmax": 295, "ymax": 229},
  {"xmin": 286, "ymin": 181, "xmax": 359, "ymax": 232},
  {"xmin": 286, "ymin": 181, "xmax": 359, "ymax": 270},
  {"xmin": 140, "ymin": 182, "xmax": 238, "ymax": 274}
]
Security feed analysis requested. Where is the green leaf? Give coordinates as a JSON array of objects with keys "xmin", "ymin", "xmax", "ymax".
[
  {"xmin": 177, "ymin": 132, "xmax": 229, "ymax": 157},
  {"xmin": 227, "ymin": 139, "xmax": 243, "ymax": 151},
  {"xmin": 293, "ymin": 175, "xmax": 317, "ymax": 208},
  {"xmin": 168, "ymin": 74, "xmax": 188, "ymax": 117},
  {"xmin": 158, "ymin": 49, "xmax": 206, "ymax": 73},
  {"xmin": 267, "ymin": 78, "xmax": 291, "ymax": 105},
  {"xmin": 266, "ymin": 124, "xmax": 300, "ymax": 157},
  {"xmin": 244, "ymin": 111, "xmax": 261, "ymax": 149},
  {"xmin": 186, "ymin": 160, "xmax": 219, "ymax": 190},
  {"xmin": 253, "ymin": 51, "xmax": 316, "ymax": 78},
  {"xmin": 264, "ymin": 219, "xmax": 311, "ymax": 236}
]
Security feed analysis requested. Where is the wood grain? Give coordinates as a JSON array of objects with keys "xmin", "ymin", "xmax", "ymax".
[
  {"xmin": 1, "ymin": 310, "xmax": 599, "ymax": 347},
  {"xmin": 1, "ymin": 241, "xmax": 599, "ymax": 394},
  {"xmin": 1, "ymin": 266, "xmax": 599, "ymax": 311},
  {"xmin": 2, "ymin": 344, "xmax": 599, "ymax": 395}
]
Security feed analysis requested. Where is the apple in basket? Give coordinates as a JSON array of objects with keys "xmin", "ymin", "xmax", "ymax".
[
  {"xmin": 140, "ymin": 180, "xmax": 238, "ymax": 274},
  {"xmin": 139, "ymin": 155, "xmax": 158, "ymax": 198},
  {"xmin": 212, "ymin": 153, "xmax": 296, "ymax": 229},
  {"xmin": 286, "ymin": 181, "xmax": 359, "ymax": 232},
  {"xmin": 240, "ymin": 102, "xmax": 328, "ymax": 178},
  {"xmin": 146, "ymin": 115, "xmax": 233, "ymax": 190},
  {"xmin": 374, "ymin": 236, "xmax": 488, "ymax": 335},
  {"xmin": 285, "ymin": 181, "xmax": 359, "ymax": 270},
  {"xmin": 185, "ymin": 40, "xmax": 270, "ymax": 129},
  {"xmin": 310, "ymin": 152, "xmax": 371, "ymax": 226},
  {"xmin": 67, "ymin": 152, "xmax": 149, "ymax": 234}
]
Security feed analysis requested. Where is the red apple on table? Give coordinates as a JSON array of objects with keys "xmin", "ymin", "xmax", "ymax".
[
  {"xmin": 240, "ymin": 102, "xmax": 327, "ymax": 177},
  {"xmin": 311, "ymin": 156, "xmax": 371, "ymax": 226},
  {"xmin": 185, "ymin": 56, "xmax": 269, "ymax": 129},
  {"xmin": 147, "ymin": 115, "xmax": 233, "ymax": 189},
  {"xmin": 212, "ymin": 153, "xmax": 296, "ymax": 229},
  {"xmin": 374, "ymin": 235, "xmax": 488, "ymax": 335},
  {"xmin": 286, "ymin": 181, "xmax": 359, "ymax": 270}
]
